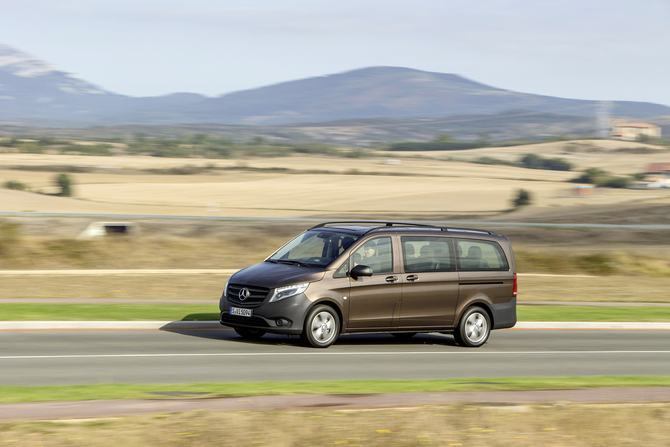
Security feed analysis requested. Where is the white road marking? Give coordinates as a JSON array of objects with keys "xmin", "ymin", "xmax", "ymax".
[
  {"xmin": 1, "ymin": 351, "xmax": 670, "ymax": 360},
  {"xmin": 0, "ymin": 270, "xmax": 600, "ymax": 278},
  {"xmin": 0, "ymin": 269, "xmax": 238, "ymax": 276}
]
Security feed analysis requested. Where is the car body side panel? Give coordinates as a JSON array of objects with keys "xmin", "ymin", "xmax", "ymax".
[
  {"xmin": 456, "ymin": 270, "xmax": 515, "ymax": 328},
  {"xmin": 346, "ymin": 275, "xmax": 401, "ymax": 329},
  {"xmin": 398, "ymin": 271, "xmax": 459, "ymax": 328}
]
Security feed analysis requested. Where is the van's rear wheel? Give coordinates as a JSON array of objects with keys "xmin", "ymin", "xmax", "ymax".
[
  {"xmin": 455, "ymin": 307, "xmax": 490, "ymax": 347},
  {"xmin": 303, "ymin": 305, "xmax": 340, "ymax": 348},
  {"xmin": 234, "ymin": 327, "xmax": 266, "ymax": 339}
]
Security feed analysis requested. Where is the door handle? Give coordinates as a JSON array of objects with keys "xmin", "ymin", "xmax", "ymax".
[
  {"xmin": 386, "ymin": 276, "xmax": 399, "ymax": 283},
  {"xmin": 406, "ymin": 275, "xmax": 419, "ymax": 282}
]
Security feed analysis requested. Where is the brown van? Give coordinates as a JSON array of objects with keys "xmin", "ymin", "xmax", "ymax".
[{"xmin": 220, "ymin": 222, "xmax": 516, "ymax": 348}]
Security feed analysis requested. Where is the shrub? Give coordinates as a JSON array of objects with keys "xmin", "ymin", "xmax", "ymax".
[
  {"xmin": 519, "ymin": 154, "xmax": 572, "ymax": 171},
  {"xmin": 600, "ymin": 176, "xmax": 630, "ymax": 188},
  {"xmin": 512, "ymin": 189, "xmax": 532, "ymax": 208},
  {"xmin": 472, "ymin": 156, "xmax": 516, "ymax": 166},
  {"xmin": 4, "ymin": 180, "xmax": 26, "ymax": 191},
  {"xmin": 55, "ymin": 173, "xmax": 73, "ymax": 197},
  {"xmin": 571, "ymin": 168, "xmax": 607, "ymax": 184},
  {"xmin": 570, "ymin": 168, "xmax": 629, "ymax": 188}
]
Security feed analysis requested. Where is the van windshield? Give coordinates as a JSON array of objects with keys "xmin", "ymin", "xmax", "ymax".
[{"xmin": 268, "ymin": 230, "xmax": 359, "ymax": 267}]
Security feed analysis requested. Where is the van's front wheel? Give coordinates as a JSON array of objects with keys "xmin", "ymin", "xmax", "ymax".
[
  {"xmin": 455, "ymin": 307, "xmax": 490, "ymax": 347},
  {"xmin": 303, "ymin": 305, "xmax": 340, "ymax": 348}
]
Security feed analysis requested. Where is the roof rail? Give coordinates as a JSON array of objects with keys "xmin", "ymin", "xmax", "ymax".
[
  {"xmin": 439, "ymin": 226, "xmax": 499, "ymax": 236},
  {"xmin": 309, "ymin": 221, "xmax": 499, "ymax": 236},
  {"xmin": 309, "ymin": 221, "xmax": 439, "ymax": 230}
]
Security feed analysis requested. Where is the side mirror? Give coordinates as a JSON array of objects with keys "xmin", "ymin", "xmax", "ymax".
[{"xmin": 350, "ymin": 264, "xmax": 373, "ymax": 278}]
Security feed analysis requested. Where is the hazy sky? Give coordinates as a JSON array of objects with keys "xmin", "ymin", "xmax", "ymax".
[{"xmin": 1, "ymin": 0, "xmax": 669, "ymax": 106}]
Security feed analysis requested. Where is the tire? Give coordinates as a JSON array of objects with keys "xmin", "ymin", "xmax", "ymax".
[
  {"xmin": 455, "ymin": 306, "xmax": 491, "ymax": 347},
  {"xmin": 234, "ymin": 327, "xmax": 266, "ymax": 339},
  {"xmin": 303, "ymin": 305, "xmax": 340, "ymax": 348},
  {"xmin": 391, "ymin": 332, "xmax": 417, "ymax": 340}
]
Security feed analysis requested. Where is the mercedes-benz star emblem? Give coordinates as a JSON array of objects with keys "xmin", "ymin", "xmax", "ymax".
[{"xmin": 238, "ymin": 288, "xmax": 251, "ymax": 301}]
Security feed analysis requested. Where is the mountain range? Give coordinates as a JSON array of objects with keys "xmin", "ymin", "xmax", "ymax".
[{"xmin": 1, "ymin": 43, "xmax": 669, "ymax": 127}]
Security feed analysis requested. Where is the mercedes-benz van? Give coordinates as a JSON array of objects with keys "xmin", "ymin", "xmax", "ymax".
[{"xmin": 219, "ymin": 222, "xmax": 516, "ymax": 348}]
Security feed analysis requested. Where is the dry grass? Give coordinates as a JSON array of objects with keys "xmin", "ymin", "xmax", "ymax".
[
  {"xmin": 519, "ymin": 275, "xmax": 670, "ymax": 303},
  {"xmin": 0, "ymin": 405, "xmax": 668, "ymax": 446},
  {"xmin": 391, "ymin": 139, "xmax": 670, "ymax": 175},
  {"xmin": 1, "ymin": 218, "xmax": 670, "ymax": 302},
  {"xmin": 3, "ymin": 274, "xmax": 670, "ymax": 303},
  {"xmin": 0, "ymin": 275, "xmax": 226, "ymax": 300},
  {"xmin": 2, "ymin": 142, "xmax": 670, "ymax": 218}
]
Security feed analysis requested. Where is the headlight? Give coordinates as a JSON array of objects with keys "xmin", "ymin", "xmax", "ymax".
[
  {"xmin": 222, "ymin": 278, "xmax": 230, "ymax": 298},
  {"xmin": 269, "ymin": 283, "xmax": 309, "ymax": 302}
]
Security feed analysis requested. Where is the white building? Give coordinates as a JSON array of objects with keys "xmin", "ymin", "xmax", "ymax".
[{"xmin": 611, "ymin": 122, "xmax": 662, "ymax": 141}]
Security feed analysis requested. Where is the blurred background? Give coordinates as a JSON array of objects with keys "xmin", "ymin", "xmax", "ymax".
[
  {"xmin": 1, "ymin": 1, "xmax": 669, "ymax": 445},
  {"xmin": 1, "ymin": 0, "xmax": 670, "ymax": 305}
]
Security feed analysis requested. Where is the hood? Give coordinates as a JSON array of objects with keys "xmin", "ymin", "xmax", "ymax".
[{"xmin": 230, "ymin": 262, "xmax": 326, "ymax": 289}]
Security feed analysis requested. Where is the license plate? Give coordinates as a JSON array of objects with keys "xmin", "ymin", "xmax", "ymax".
[{"xmin": 230, "ymin": 307, "xmax": 252, "ymax": 317}]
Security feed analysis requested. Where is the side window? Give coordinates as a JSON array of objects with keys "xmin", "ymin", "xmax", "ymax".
[
  {"xmin": 456, "ymin": 239, "xmax": 509, "ymax": 271},
  {"xmin": 333, "ymin": 261, "xmax": 349, "ymax": 278},
  {"xmin": 402, "ymin": 236, "xmax": 454, "ymax": 273},
  {"xmin": 352, "ymin": 237, "xmax": 393, "ymax": 274}
]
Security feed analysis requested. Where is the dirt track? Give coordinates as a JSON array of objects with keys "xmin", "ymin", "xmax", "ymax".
[{"xmin": 2, "ymin": 388, "xmax": 670, "ymax": 421}]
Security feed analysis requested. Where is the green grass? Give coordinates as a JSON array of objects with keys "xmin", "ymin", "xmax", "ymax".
[
  {"xmin": 517, "ymin": 305, "xmax": 670, "ymax": 322},
  {"xmin": 0, "ymin": 304, "xmax": 216, "ymax": 321},
  {"xmin": 1, "ymin": 303, "xmax": 670, "ymax": 322},
  {"xmin": 0, "ymin": 376, "xmax": 669, "ymax": 403}
]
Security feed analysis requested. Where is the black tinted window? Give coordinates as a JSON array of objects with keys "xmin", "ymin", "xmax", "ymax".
[
  {"xmin": 456, "ymin": 239, "xmax": 509, "ymax": 271},
  {"xmin": 402, "ymin": 236, "xmax": 454, "ymax": 273}
]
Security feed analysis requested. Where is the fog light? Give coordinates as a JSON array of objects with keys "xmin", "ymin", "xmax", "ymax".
[{"xmin": 276, "ymin": 318, "xmax": 291, "ymax": 327}]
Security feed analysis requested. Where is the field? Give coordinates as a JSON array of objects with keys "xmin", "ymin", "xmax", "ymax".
[
  {"xmin": 1, "ymin": 138, "xmax": 670, "ymax": 307},
  {"xmin": 1, "ymin": 404, "xmax": 669, "ymax": 446},
  {"xmin": 2, "ymin": 139, "xmax": 670, "ymax": 218}
]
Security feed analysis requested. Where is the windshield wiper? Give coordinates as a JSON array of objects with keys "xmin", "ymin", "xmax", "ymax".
[{"xmin": 275, "ymin": 259, "xmax": 309, "ymax": 267}]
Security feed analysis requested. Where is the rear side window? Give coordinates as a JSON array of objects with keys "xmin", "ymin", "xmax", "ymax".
[
  {"xmin": 456, "ymin": 239, "xmax": 509, "ymax": 271},
  {"xmin": 402, "ymin": 236, "xmax": 455, "ymax": 273}
]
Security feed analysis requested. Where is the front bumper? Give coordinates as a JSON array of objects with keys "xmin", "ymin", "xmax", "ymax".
[{"xmin": 219, "ymin": 293, "xmax": 311, "ymax": 335}]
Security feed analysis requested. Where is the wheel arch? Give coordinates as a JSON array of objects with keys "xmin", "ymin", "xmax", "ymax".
[
  {"xmin": 308, "ymin": 299, "xmax": 344, "ymax": 332},
  {"xmin": 458, "ymin": 300, "xmax": 494, "ymax": 328}
]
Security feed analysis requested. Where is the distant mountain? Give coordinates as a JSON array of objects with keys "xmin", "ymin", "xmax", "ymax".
[
  {"xmin": 0, "ymin": 43, "xmax": 668, "ymax": 127},
  {"xmin": 0, "ymin": 44, "xmax": 206, "ymax": 124}
]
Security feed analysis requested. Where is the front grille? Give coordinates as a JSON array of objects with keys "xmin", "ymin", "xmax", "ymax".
[
  {"xmin": 227, "ymin": 283, "xmax": 270, "ymax": 306},
  {"xmin": 221, "ymin": 314, "xmax": 270, "ymax": 328}
]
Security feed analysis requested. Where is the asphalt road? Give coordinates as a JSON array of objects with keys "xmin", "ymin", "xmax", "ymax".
[{"xmin": 1, "ymin": 329, "xmax": 669, "ymax": 386}]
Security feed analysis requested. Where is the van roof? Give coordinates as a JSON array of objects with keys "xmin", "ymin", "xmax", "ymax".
[{"xmin": 309, "ymin": 221, "xmax": 500, "ymax": 237}]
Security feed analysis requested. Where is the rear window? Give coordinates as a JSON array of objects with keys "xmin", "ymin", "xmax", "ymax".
[{"xmin": 456, "ymin": 239, "xmax": 508, "ymax": 271}]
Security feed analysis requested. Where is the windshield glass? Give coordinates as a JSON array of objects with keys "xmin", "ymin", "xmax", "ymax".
[{"xmin": 268, "ymin": 230, "xmax": 359, "ymax": 267}]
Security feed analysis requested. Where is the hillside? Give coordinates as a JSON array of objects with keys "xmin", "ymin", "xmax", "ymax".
[
  {"xmin": 0, "ymin": 110, "xmax": 598, "ymax": 145},
  {"xmin": 1, "ymin": 43, "xmax": 669, "ymax": 126}
]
